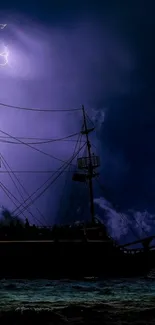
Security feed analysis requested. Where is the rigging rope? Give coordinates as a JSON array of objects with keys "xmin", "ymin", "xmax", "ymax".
[
  {"xmin": 0, "ymin": 172, "xmax": 45, "ymax": 226},
  {"xmin": 0, "ymin": 181, "xmax": 25, "ymax": 218},
  {"xmin": 58, "ymin": 127, "xmax": 84, "ymax": 222},
  {"xmin": 1, "ymin": 157, "xmax": 28, "ymax": 221},
  {"xmin": 0, "ymin": 102, "xmax": 81, "ymax": 112},
  {"xmin": 0, "ymin": 128, "xmax": 77, "ymax": 166},
  {"xmin": 12, "ymin": 143, "xmax": 86, "ymax": 218},
  {"xmin": 63, "ymin": 124, "xmax": 87, "ymax": 222},
  {"xmin": 0, "ymin": 170, "xmax": 76, "ymax": 173},
  {"xmin": 0, "ymin": 154, "xmax": 49, "ymax": 226},
  {"xmin": 0, "ymin": 180, "xmax": 36, "ymax": 223},
  {"xmin": 0, "ymin": 132, "xmax": 83, "ymax": 145}
]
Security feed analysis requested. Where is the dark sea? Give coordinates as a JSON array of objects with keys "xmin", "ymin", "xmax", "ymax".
[{"xmin": 0, "ymin": 277, "xmax": 155, "ymax": 324}]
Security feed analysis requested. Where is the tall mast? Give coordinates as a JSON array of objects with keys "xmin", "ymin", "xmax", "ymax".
[
  {"xmin": 72, "ymin": 105, "xmax": 100, "ymax": 223},
  {"xmin": 82, "ymin": 105, "xmax": 95, "ymax": 223}
]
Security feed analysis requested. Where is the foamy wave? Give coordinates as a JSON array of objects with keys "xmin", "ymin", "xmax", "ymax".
[{"xmin": 94, "ymin": 196, "xmax": 155, "ymax": 241}]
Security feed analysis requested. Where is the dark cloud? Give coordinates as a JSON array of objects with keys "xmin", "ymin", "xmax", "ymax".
[{"xmin": 97, "ymin": 1, "xmax": 155, "ymax": 212}]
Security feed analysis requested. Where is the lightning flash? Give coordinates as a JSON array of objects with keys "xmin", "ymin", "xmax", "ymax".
[
  {"xmin": 0, "ymin": 24, "xmax": 8, "ymax": 66},
  {"xmin": 0, "ymin": 45, "xmax": 9, "ymax": 66},
  {"xmin": 0, "ymin": 24, "xmax": 7, "ymax": 30}
]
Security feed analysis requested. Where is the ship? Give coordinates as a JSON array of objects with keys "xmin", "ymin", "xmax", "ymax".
[{"xmin": 0, "ymin": 105, "xmax": 155, "ymax": 279}]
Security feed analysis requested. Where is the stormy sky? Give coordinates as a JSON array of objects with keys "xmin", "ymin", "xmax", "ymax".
[{"xmin": 0, "ymin": 1, "xmax": 154, "ymax": 241}]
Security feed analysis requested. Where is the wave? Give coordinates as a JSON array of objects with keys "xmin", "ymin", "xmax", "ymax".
[
  {"xmin": 94, "ymin": 196, "xmax": 155, "ymax": 243},
  {"xmin": 0, "ymin": 301, "xmax": 155, "ymax": 325}
]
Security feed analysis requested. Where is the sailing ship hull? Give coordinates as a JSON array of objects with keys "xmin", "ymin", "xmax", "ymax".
[
  {"xmin": 0, "ymin": 240, "xmax": 154, "ymax": 279},
  {"xmin": 0, "ymin": 107, "xmax": 151, "ymax": 279}
]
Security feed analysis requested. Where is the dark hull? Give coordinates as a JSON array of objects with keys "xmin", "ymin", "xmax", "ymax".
[{"xmin": 0, "ymin": 241, "xmax": 154, "ymax": 279}]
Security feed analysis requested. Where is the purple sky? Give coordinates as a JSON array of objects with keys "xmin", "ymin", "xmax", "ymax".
[
  {"xmin": 0, "ymin": 15, "xmax": 135, "ymax": 226},
  {"xmin": 0, "ymin": 8, "xmax": 154, "ymax": 244}
]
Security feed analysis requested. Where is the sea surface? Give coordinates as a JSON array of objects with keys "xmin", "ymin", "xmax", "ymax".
[{"xmin": 0, "ymin": 277, "xmax": 155, "ymax": 324}]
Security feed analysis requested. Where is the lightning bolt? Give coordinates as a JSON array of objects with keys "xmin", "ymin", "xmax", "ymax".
[
  {"xmin": 0, "ymin": 45, "xmax": 9, "ymax": 66},
  {"xmin": 0, "ymin": 24, "xmax": 8, "ymax": 66},
  {"xmin": 0, "ymin": 24, "xmax": 7, "ymax": 30}
]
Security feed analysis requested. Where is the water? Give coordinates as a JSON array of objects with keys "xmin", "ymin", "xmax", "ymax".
[{"xmin": 0, "ymin": 277, "xmax": 155, "ymax": 324}]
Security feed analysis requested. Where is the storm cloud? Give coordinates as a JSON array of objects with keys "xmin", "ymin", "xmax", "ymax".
[
  {"xmin": 0, "ymin": 11, "xmax": 135, "ymax": 226},
  {"xmin": 0, "ymin": 1, "xmax": 154, "ymax": 242}
]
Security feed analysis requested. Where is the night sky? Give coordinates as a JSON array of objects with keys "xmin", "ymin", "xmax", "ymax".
[{"xmin": 0, "ymin": 1, "xmax": 154, "ymax": 241}]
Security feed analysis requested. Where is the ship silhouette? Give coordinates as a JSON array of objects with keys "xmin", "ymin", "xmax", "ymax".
[{"xmin": 0, "ymin": 105, "xmax": 154, "ymax": 279}]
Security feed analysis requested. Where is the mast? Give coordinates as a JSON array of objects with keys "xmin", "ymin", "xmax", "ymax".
[
  {"xmin": 82, "ymin": 105, "xmax": 95, "ymax": 223},
  {"xmin": 72, "ymin": 105, "xmax": 100, "ymax": 223}
]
